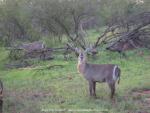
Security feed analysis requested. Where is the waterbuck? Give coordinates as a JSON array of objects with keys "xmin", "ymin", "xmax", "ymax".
[
  {"xmin": 106, "ymin": 38, "xmax": 143, "ymax": 58},
  {"xmin": 76, "ymin": 48, "xmax": 121, "ymax": 98},
  {"xmin": 0, "ymin": 80, "xmax": 3, "ymax": 113}
]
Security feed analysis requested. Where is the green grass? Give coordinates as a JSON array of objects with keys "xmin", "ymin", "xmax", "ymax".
[{"xmin": 0, "ymin": 47, "xmax": 150, "ymax": 113}]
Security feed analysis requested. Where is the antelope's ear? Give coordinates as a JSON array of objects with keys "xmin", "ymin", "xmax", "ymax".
[
  {"xmin": 85, "ymin": 48, "xmax": 91, "ymax": 53},
  {"xmin": 75, "ymin": 48, "xmax": 81, "ymax": 54},
  {"xmin": 85, "ymin": 45, "xmax": 93, "ymax": 53}
]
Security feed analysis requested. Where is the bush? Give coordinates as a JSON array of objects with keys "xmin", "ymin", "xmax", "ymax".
[{"xmin": 9, "ymin": 49, "xmax": 25, "ymax": 60}]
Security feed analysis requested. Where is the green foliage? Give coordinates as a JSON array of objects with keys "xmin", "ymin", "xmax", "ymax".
[
  {"xmin": 8, "ymin": 49, "xmax": 25, "ymax": 60},
  {"xmin": 0, "ymin": 48, "xmax": 9, "ymax": 69},
  {"xmin": 0, "ymin": 0, "xmax": 149, "ymax": 47}
]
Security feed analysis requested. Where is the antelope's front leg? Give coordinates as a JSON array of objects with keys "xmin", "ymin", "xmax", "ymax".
[
  {"xmin": 89, "ymin": 81, "xmax": 96, "ymax": 96},
  {"xmin": 93, "ymin": 82, "xmax": 96, "ymax": 97},
  {"xmin": 89, "ymin": 81, "xmax": 93, "ymax": 96}
]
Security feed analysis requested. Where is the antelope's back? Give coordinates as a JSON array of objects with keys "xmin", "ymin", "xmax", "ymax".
[{"xmin": 84, "ymin": 64, "xmax": 115, "ymax": 82}]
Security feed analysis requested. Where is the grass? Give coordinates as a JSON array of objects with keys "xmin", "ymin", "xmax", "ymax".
[{"xmin": 0, "ymin": 47, "xmax": 150, "ymax": 113}]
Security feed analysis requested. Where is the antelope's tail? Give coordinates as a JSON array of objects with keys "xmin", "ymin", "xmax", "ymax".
[
  {"xmin": 117, "ymin": 68, "xmax": 121, "ymax": 84},
  {"xmin": 113, "ymin": 65, "xmax": 121, "ymax": 84}
]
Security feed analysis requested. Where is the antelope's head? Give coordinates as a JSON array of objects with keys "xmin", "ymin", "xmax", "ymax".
[{"xmin": 75, "ymin": 48, "xmax": 91, "ymax": 65}]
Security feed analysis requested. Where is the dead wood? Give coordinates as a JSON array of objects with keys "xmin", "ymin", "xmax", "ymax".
[{"xmin": 100, "ymin": 12, "xmax": 150, "ymax": 55}]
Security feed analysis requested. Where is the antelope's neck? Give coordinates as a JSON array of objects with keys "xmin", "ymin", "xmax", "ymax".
[{"xmin": 77, "ymin": 61, "xmax": 86, "ymax": 74}]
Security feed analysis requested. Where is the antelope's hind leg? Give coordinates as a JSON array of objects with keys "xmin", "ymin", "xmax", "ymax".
[{"xmin": 108, "ymin": 82, "xmax": 115, "ymax": 99}]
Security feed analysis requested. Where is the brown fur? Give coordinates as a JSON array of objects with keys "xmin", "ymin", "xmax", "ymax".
[
  {"xmin": 0, "ymin": 80, "xmax": 3, "ymax": 113},
  {"xmin": 77, "ymin": 52, "xmax": 121, "ymax": 98}
]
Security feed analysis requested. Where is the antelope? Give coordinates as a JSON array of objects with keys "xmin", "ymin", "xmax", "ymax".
[
  {"xmin": 0, "ymin": 80, "xmax": 3, "ymax": 113},
  {"xmin": 106, "ymin": 38, "xmax": 143, "ymax": 58},
  {"xmin": 106, "ymin": 41, "xmax": 131, "ymax": 58},
  {"xmin": 76, "ymin": 48, "xmax": 121, "ymax": 98}
]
